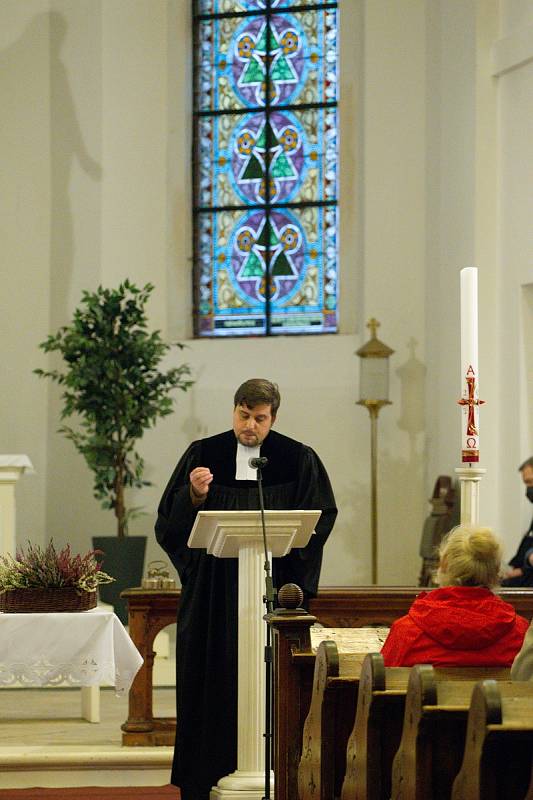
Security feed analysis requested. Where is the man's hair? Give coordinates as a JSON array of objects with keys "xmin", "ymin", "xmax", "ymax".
[
  {"xmin": 519, "ymin": 457, "xmax": 533, "ymax": 471},
  {"xmin": 436, "ymin": 525, "xmax": 502, "ymax": 589},
  {"xmin": 234, "ymin": 379, "xmax": 280, "ymax": 416}
]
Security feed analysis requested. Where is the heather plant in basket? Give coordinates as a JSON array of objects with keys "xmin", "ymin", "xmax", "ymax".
[{"xmin": 0, "ymin": 540, "xmax": 114, "ymax": 594}]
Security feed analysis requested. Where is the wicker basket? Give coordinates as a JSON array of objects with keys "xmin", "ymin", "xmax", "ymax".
[{"xmin": 0, "ymin": 587, "xmax": 97, "ymax": 613}]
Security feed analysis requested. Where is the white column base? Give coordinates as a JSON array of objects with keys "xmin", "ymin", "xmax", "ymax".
[
  {"xmin": 455, "ymin": 466, "xmax": 487, "ymax": 525},
  {"xmin": 210, "ymin": 770, "xmax": 274, "ymax": 800}
]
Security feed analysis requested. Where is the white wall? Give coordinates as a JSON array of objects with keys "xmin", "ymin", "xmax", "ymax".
[
  {"xmin": 497, "ymin": 0, "xmax": 533, "ymax": 539},
  {"xmin": 5, "ymin": 0, "xmax": 530, "ymax": 588},
  {"xmin": 1, "ymin": 2, "xmax": 52, "ymax": 551}
]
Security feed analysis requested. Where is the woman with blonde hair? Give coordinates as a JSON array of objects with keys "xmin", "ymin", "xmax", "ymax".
[{"xmin": 381, "ymin": 525, "xmax": 529, "ymax": 667}]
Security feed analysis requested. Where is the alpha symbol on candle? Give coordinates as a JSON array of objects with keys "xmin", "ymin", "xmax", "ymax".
[{"xmin": 458, "ymin": 374, "xmax": 485, "ymax": 436}]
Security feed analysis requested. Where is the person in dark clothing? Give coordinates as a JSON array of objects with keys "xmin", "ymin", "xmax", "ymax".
[
  {"xmin": 155, "ymin": 378, "xmax": 337, "ymax": 800},
  {"xmin": 501, "ymin": 457, "xmax": 533, "ymax": 587}
]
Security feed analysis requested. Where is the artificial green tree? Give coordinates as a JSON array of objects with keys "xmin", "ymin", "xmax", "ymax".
[{"xmin": 35, "ymin": 280, "xmax": 193, "ymax": 537}]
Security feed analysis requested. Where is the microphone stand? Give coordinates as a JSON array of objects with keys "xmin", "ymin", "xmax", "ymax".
[{"xmin": 255, "ymin": 462, "xmax": 275, "ymax": 800}]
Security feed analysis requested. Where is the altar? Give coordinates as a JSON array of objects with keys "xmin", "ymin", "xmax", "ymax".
[{"xmin": 0, "ymin": 608, "xmax": 143, "ymax": 722}]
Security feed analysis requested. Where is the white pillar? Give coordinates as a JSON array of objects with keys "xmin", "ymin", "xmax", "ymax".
[
  {"xmin": 455, "ymin": 466, "xmax": 487, "ymax": 525},
  {"xmin": 212, "ymin": 540, "xmax": 274, "ymax": 800},
  {"xmin": 0, "ymin": 456, "xmax": 34, "ymax": 557}
]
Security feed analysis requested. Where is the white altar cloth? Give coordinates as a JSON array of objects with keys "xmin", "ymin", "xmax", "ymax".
[{"xmin": 0, "ymin": 609, "xmax": 142, "ymax": 694}]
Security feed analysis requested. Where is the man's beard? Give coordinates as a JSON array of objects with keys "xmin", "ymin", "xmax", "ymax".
[{"xmin": 237, "ymin": 432, "xmax": 259, "ymax": 447}]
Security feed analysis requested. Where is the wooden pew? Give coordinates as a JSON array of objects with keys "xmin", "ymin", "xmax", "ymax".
[
  {"xmin": 524, "ymin": 759, "xmax": 533, "ymax": 800},
  {"xmin": 270, "ymin": 605, "xmax": 317, "ymax": 800},
  {"xmin": 297, "ymin": 641, "xmax": 363, "ymax": 800},
  {"xmin": 390, "ymin": 664, "xmax": 510, "ymax": 800},
  {"xmin": 266, "ymin": 587, "xmax": 533, "ymax": 800},
  {"xmin": 271, "ymin": 610, "xmax": 388, "ymax": 800},
  {"xmin": 120, "ymin": 586, "xmax": 533, "ymax": 749},
  {"xmin": 341, "ymin": 652, "xmax": 411, "ymax": 800},
  {"xmin": 452, "ymin": 679, "xmax": 533, "ymax": 800}
]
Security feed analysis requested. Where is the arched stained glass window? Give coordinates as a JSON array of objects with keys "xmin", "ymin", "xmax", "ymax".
[{"xmin": 193, "ymin": 0, "xmax": 338, "ymax": 337}]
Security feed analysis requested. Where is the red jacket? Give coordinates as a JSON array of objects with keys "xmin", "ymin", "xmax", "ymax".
[{"xmin": 381, "ymin": 586, "xmax": 529, "ymax": 667}]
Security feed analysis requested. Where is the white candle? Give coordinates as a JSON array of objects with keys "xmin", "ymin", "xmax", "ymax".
[{"xmin": 459, "ymin": 267, "xmax": 480, "ymax": 463}]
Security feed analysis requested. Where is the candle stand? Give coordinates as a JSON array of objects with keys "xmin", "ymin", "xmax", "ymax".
[
  {"xmin": 454, "ymin": 467, "xmax": 487, "ymax": 526},
  {"xmin": 356, "ymin": 319, "xmax": 394, "ymax": 584}
]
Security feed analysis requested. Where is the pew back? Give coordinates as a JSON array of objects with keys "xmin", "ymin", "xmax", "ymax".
[
  {"xmin": 390, "ymin": 665, "xmax": 510, "ymax": 800},
  {"xmin": 297, "ymin": 629, "xmax": 389, "ymax": 800},
  {"xmin": 341, "ymin": 652, "xmax": 411, "ymax": 800},
  {"xmin": 298, "ymin": 642, "xmax": 362, "ymax": 800},
  {"xmin": 452, "ymin": 680, "xmax": 533, "ymax": 800},
  {"xmin": 269, "ymin": 589, "xmax": 533, "ymax": 800}
]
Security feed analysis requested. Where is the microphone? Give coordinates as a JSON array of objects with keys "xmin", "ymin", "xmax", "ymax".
[{"xmin": 249, "ymin": 456, "xmax": 268, "ymax": 470}]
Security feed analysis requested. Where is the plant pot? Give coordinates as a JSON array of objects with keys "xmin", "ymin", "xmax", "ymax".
[
  {"xmin": 0, "ymin": 587, "xmax": 96, "ymax": 613},
  {"xmin": 92, "ymin": 536, "xmax": 147, "ymax": 624}
]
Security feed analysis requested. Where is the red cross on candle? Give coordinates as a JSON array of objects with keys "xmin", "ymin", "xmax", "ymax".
[{"xmin": 458, "ymin": 370, "xmax": 485, "ymax": 462}]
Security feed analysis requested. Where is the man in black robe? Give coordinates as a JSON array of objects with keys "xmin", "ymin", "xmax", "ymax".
[
  {"xmin": 155, "ymin": 378, "xmax": 337, "ymax": 800},
  {"xmin": 502, "ymin": 457, "xmax": 533, "ymax": 587}
]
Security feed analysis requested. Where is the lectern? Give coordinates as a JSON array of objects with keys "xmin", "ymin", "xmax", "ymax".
[{"xmin": 188, "ymin": 509, "xmax": 321, "ymax": 800}]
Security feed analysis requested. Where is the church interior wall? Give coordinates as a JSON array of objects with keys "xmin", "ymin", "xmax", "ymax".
[
  {"xmin": 1, "ymin": 0, "xmax": 53, "ymax": 560},
  {"xmin": 424, "ymin": 0, "xmax": 477, "ymax": 497},
  {"xmin": 497, "ymin": 0, "xmax": 533, "ymax": 539},
  {"xmin": 359, "ymin": 0, "xmax": 428, "ymax": 582},
  {"xmin": 3, "ymin": 0, "xmax": 532, "ymax": 590}
]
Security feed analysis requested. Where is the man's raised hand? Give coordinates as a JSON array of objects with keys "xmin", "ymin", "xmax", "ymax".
[{"xmin": 190, "ymin": 466, "xmax": 213, "ymax": 503}]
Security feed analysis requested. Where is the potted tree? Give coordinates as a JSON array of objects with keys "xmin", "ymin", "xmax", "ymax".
[{"xmin": 35, "ymin": 280, "xmax": 194, "ymax": 622}]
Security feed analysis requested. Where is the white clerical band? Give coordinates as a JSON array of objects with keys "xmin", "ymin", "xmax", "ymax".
[{"xmin": 235, "ymin": 442, "xmax": 260, "ymax": 481}]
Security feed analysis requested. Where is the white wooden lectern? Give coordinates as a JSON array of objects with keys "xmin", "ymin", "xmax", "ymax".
[{"xmin": 188, "ymin": 508, "xmax": 321, "ymax": 800}]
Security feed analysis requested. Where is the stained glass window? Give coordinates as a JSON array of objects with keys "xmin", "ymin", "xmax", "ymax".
[{"xmin": 193, "ymin": 0, "xmax": 339, "ymax": 337}]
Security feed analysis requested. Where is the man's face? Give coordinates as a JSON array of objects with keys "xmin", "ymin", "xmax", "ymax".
[
  {"xmin": 233, "ymin": 402, "xmax": 275, "ymax": 447},
  {"xmin": 522, "ymin": 465, "xmax": 533, "ymax": 488}
]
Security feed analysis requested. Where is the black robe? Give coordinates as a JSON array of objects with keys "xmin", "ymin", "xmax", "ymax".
[{"xmin": 155, "ymin": 429, "xmax": 337, "ymax": 800}]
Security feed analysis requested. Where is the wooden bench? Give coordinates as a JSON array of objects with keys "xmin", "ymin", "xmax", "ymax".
[
  {"xmin": 270, "ymin": 606, "xmax": 317, "ymax": 800},
  {"xmin": 341, "ymin": 653, "xmax": 411, "ymax": 800},
  {"xmin": 525, "ymin": 760, "xmax": 533, "ymax": 800},
  {"xmin": 120, "ymin": 586, "xmax": 533, "ymax": 752},
  {"xmin": 271, "ymin": 614, "xmax": 389, "ymax": 800},
  {"xmin": 390, "ymin": 664, "xmax": 510, "ymax": 800},
  {"xmin": 451, "ymin": 679, "xmax": 533, "ymax": 800},
  {"xmin": 297, "ymin": 641, "xmax": 364, "ymax": 800},
  {"xmin": 268, "ymin": 589, "xmax": 533, "ymax": 800}
]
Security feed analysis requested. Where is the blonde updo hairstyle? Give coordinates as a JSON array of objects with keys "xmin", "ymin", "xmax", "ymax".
[{"xmin": 436, "ymin": 525, "xmax": 503, "ymax": 589}]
